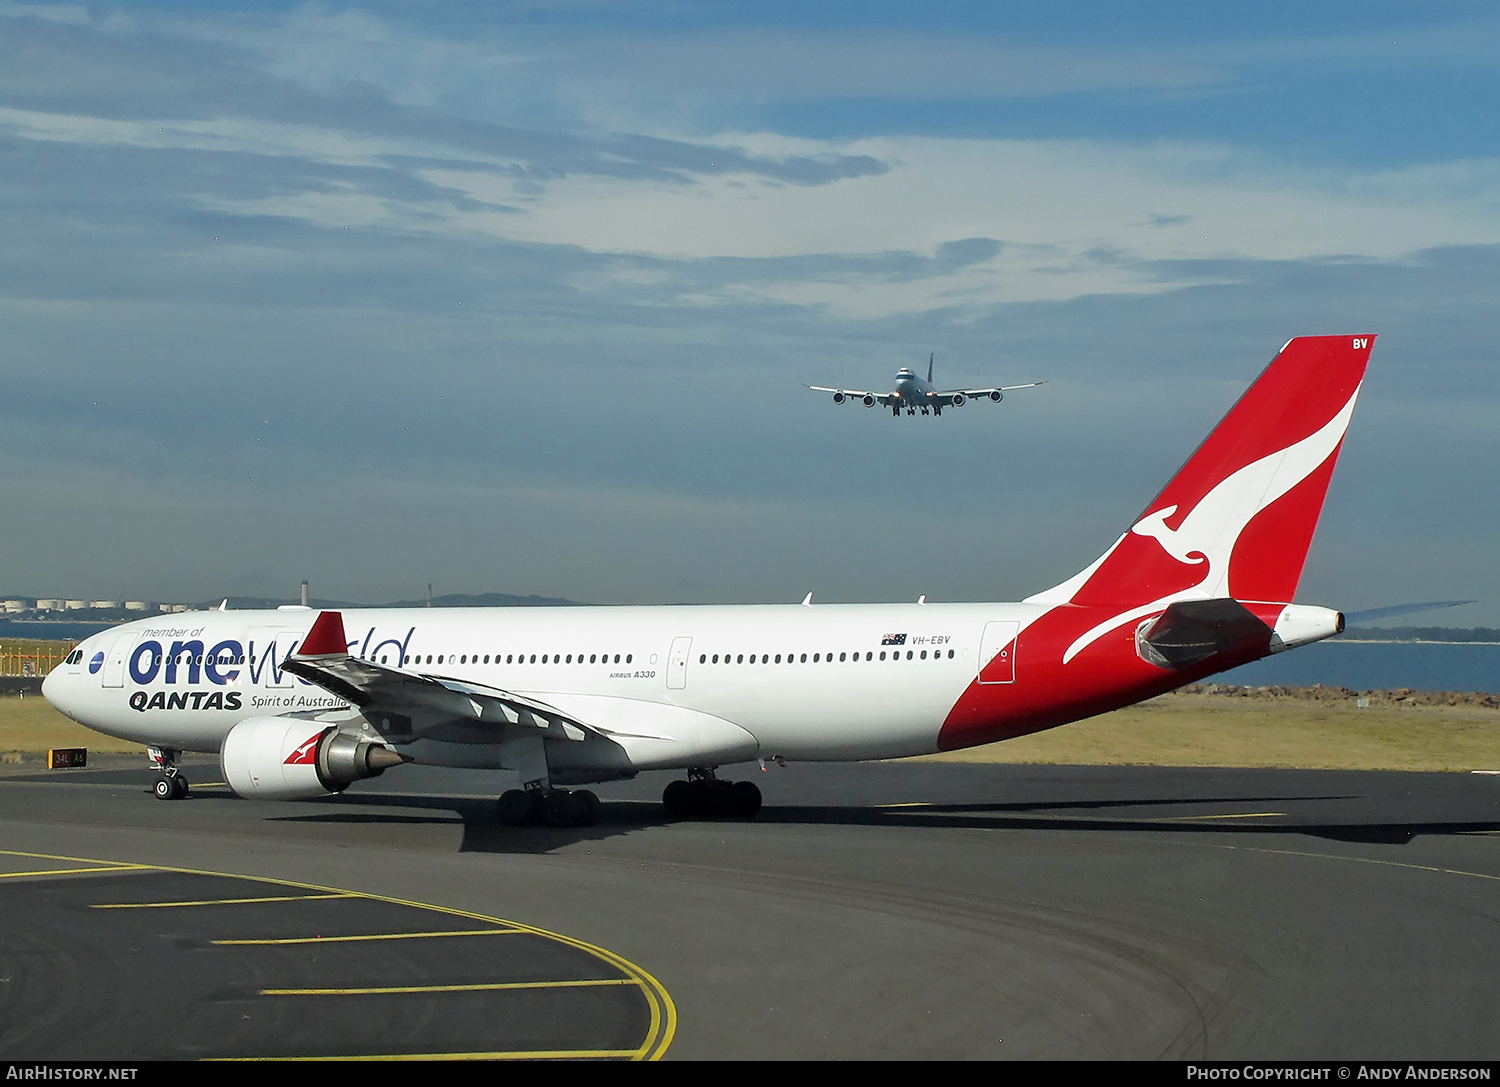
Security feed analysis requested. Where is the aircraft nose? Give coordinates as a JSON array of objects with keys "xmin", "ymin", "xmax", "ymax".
[
  {"xmin": 42, "ymin": 651, "xmax": 80, "ymax": 720},
  {"xmin": 41, "ymin": 663, "xmax": 64, "ymax": 705}
]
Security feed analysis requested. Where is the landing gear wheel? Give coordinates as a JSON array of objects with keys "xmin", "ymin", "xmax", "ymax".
[
  {"xmin": 662, "ymin": 779, "xmax": 697, "ymax": 819},
  {"xmin": 663, "ymin": 777, "xmax": 762, "ymax": 820},
  {"xmin": 153, "ymin": 774, "xmax": 186, "ymax": 800},
  {"xmin": 497, "ymin": 789, "xmax": 533, "ymax": 826},
  {"xmin": 730, "ymin": 780, "xmax": 761, "ymax": 818},
  {"xmin": 575, "ymin": 790, "xmax": 602, "ymax": 826}
]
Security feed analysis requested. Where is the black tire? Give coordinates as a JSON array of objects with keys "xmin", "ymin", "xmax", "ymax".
[
  {"xmin": 497, "ymin": 789, "xmax": 532, "ymax": 826},
  {"xmin": 172, "ymin": 775, "xmax": 190, "ymax": 799},
  {"xmin": 575, "ymin": 790, "xmax": 602, "ymax": 826},
  {"xmin": 153, "ymin": 775, "xmax": 175, "ymax": 800},
  {"xmin": 539, "ymin": 789, "xmax": 572, "ymax": 827},
  {"xmin": 706, "ymin": 779, "xmax": 736, "ymax": 817},
  {"xmin": 662, "ymin": 780, "xmax": 696, "ymax": 819},
  {"xmin": 730, "ymin": 780, "xmax": 762, "ymax": 818}
]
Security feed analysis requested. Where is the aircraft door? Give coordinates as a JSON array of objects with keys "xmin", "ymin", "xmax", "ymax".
[
  {"xmin": 100, "ymin": 632, "xmax": 138, "ymax": 688},
  {"xmin": 248, "ymin": 629, "xmax": 304, "ymax": 689},
  {"xmin": 667, "ymin": 637, "xmax": 692, "ymax": 690},
  {"xmin": 978, "ymin": 621, "xmax": 1020, "ymax": 684}
]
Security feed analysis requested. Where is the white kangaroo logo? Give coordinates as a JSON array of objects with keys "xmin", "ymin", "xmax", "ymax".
[
  {"xmin": 1129, "ymin": 505, "xmax": 1204, "ymax": 565},
  {"xmin": 1059, "ymin": 384, "xmax": 1362, "ymax": 664}
]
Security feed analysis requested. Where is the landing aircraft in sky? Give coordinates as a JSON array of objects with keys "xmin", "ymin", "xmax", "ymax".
[
  {"xmin": 809, "ymin": 354, "xmax": 1044, "ymax": 416},
  {"xmin": 45, "ymin": 335, "xmax": 1375, "ymax": 827}
]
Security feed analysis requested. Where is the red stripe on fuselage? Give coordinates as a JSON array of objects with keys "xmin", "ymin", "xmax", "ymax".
[{"xmin": 937, "ymin": 601, "xmax": 1283, "ymax": 750}]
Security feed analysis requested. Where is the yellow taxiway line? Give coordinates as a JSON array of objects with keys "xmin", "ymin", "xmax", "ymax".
[
  {"xmin": 213, "ymin": 928, "xmax": 524, "ymax": 946},
  {"xmin": 0, "ymin": 848, "xmax": 676, "ymax": 1061},
  {"xmin": 263, "ymin": 978, "xmax": 637, "ymax": 996},
  {"xmin": 93, "ymin": 893, "xmax": 357, "ymax": 909},
  {"xmin": 0, "ymin": 864, "xmax": 147, "ymax": 879},
  {"xmin": 213, "ymin": 1049, "xmax": 645, "ymax": 1061}
]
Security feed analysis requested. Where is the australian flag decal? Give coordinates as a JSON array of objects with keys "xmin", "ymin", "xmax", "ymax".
[{"xmin": 881, "ymin": 633, "xmax": 907, "ymax": 646}]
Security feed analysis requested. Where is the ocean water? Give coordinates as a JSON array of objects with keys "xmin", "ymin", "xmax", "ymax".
[
  {"xmin": 1217, "ymin": 640, "xmax": 1500, "ymax": 694},
  {"xmin": 0, "ymin": 620, "xmax": 118, "ymax": 642}
]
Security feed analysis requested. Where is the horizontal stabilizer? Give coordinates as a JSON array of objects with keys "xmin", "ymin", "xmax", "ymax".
[
  {"xmin": 1343, "ymin": 600, "xmax": 1476, "ymax": 624},
  {"xmin": 1135, "ymin": 598, "xmax": 1274, "ymax": 670}
]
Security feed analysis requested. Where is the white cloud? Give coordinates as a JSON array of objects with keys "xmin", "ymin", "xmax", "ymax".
[
  {"xmin": 413, "ymin": 136, "xmax": 1500, "ymax": 315},
  {"xmin": 12, "ymin": 82, "xmax": 1500, "ymax": 318}
]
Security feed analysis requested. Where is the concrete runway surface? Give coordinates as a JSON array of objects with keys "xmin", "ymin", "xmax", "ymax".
[{"xmin": 1, "ymin": 756, "xmax": 1497, "ymax": 1060}]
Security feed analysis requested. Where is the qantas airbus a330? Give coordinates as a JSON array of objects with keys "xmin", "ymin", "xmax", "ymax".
[{"xmin": 45, "ymin": 335, "xmax": 1374, "ymax": 826}]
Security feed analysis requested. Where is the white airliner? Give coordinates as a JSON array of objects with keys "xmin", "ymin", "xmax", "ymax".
[
  {"xmin": 45, "ymin": 335, "xmax": 1375, "ymax": 827},
  {"xmin": 810, "ymin": 354, "xmax": 1044, "ymax": 416}
]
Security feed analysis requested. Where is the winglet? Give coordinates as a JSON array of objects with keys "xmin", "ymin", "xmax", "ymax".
[{"xmin": 298, "ymin": 610, "xmax": 349, "ymax": 657}]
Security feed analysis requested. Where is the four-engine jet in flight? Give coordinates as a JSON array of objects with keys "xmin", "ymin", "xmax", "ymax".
[
  {"xmin": 810, "ymin": 354, "xmax": 1044, "ymax": 416},
  {"xmin": 45, "ymin": 336, "xmax": 1373, "ymax": 828}
]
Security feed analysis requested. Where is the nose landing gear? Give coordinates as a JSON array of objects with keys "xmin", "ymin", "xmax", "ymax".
[{"xmin": 148, "ymin": 746, "xmax": 189, "ymax": 800}]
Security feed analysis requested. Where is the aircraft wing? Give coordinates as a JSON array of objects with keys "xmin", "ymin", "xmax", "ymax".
[
  {"xmin": 808, "ymin": 385, "xmax": 897, "ymax": 407},
  {"xmin": 283, "ymin": 611, "xmax": 592, "ymax": 743},
  {"xmin": 935, "ymin": 380, "xmax": 1046, "ymax": 406}
]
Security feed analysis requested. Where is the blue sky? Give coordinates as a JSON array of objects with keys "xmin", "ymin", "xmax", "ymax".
[{"xmin": 1, "ymin": 2, "xmax": 1497, "ymax": 623}]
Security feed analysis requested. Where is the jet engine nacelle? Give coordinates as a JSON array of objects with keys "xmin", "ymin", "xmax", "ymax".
[
  {"xmin": 220, "ymin": 716, "xmax": 406, "ymax": 800},
  {"xmin": 861, "ymin": 394, "xmax": 875, "ymax": 407},
  {"xmin": 951, "ymin": 393, "xmax": 966, "ymax": 407},
  {"xmin": 988, "ymin": 390, "xmax": 1003, "ymax": 402},
  {"xmin": 832, "ymin": 391, "xmax": 846, "ymax": 404}
]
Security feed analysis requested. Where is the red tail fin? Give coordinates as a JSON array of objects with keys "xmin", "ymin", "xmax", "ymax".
[{"xmin": 1030, "ymin": 335, "xmax": 1374, "ymax": 608}]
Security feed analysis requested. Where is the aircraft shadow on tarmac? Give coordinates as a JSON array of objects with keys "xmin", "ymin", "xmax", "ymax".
[
  {"xmin": 254, "ymin": 790, "xmax": 1500, "ymax": 851},
  {"xmin": 15, "ymin": 766, "xmax": 1495, "ymax": 850}
]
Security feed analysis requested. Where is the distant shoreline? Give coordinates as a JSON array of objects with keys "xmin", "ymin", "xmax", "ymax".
[{"xmin": 1335, "ymin": 638, "xmax": 1500, "ymax": 646}]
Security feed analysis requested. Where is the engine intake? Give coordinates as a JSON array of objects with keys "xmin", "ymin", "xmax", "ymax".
[{"xmin": 221, "ymin": 715, "xmax": 406, "ymax": 800}]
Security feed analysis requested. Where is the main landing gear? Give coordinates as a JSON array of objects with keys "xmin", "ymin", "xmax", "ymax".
[
  {"xmin": 662, "ymin": 768, "xmax": 762, "ymax": 820},
  {"xmin": 496, "ymin": 785, "xmax": 601, "ymax": 828},
  {"xmin": 148, "ymin": 746, "xmax": 189, "ymax": 800}
]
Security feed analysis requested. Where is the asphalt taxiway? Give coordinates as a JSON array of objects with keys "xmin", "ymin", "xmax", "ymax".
[{"xmin": 2, "ymin": 757, "xmax": 1498, "ymax": 1060}]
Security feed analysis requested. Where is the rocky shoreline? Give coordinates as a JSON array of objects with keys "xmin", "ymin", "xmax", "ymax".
[{"xmin": 1174, "ymin": 683, "xmax": 1500, "ymax": 708}]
